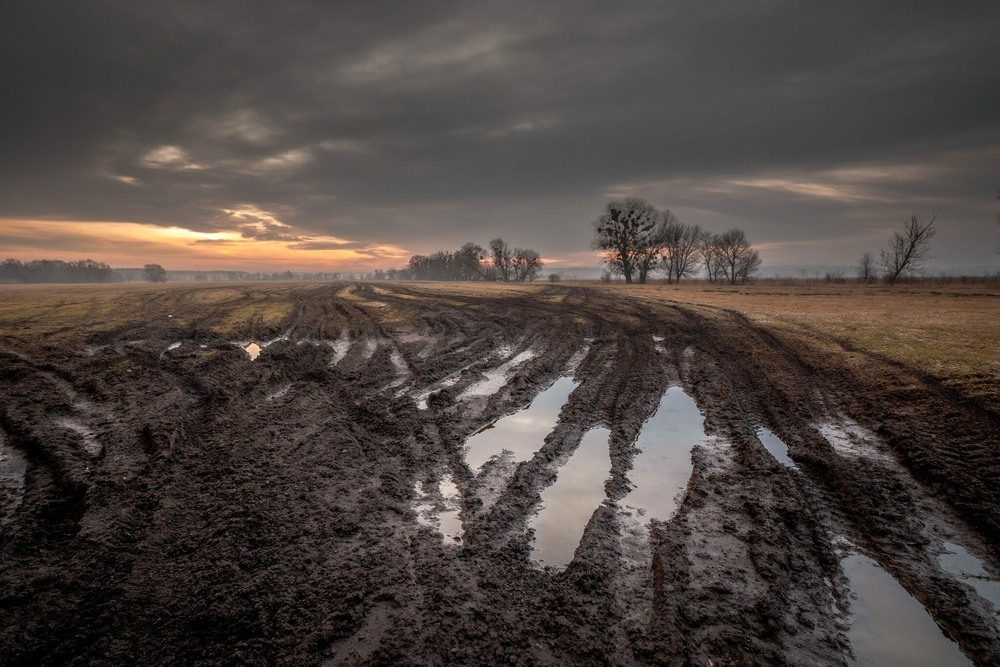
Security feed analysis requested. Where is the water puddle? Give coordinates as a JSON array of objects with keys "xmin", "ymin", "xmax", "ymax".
[
  {"xmin": 0, "ymin": 430, "xmax": 28, "ymax": 525},
  {"xmin": 55, "ymin": 417, "xmax": 102, "ymax": 456},
  {"xmin": 841, "ymin": 547, "xmax": 969, "ymax": 666},
  {"xmin": 244, "ymin": 343, "xmax": 262, "ymax": 360},
  {"xmin": 415, "ymin": 377, "xmax": 460, "ymax": 411},
  {"xmin": 652, "ymin": 334, "xmax": 666, "ymax": 354},
  {"xmin": 238, "ymin": 335, "xmax": 289, "ymax": 361},
  {"xmin": 457, "ymin": 349, "xmax": 537, "ymax": 400},
  {"xmin": 327, "ymin": 328, "xmax": 351, "ymax": 366},
  {"xmin": 758, "ymin": 427, "xmax": 797, "ymax": 469},
  {"xmin": 361, "ymin": 338, "xmax": 377, "ymax": 361},
  {"xmin": 937, "ymin": 542, "xmax": 1000, "ymax": 620},
  {"xmin": 463, "ymin": 376, "xmax": 579, "ymax": 471},
  {"xmin": 413, "ymin": 474, "xmax": 463, "ymax": 544},
  {"xmin": 620, "ymin": 386, "xmax": 707, "ymax": 523},
  {"xmin": 529, "ymin": 427, "xmax": 612, "ymax": 568},
  {"xmin": 167, "ymin": 341, "xmax": 182, "ymax": 351},
  {"xmin": 565, "ymin": 338, "xmax": 594, "ymax": 372},
  {"xmin": 388, "ymin": 349, "xmax": 410, "ymax": 389}
]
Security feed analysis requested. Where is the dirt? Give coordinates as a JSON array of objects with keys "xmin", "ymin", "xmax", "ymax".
[{"xmin": 0, "ymin": 282, "xmax": 998, "ymax": 665}]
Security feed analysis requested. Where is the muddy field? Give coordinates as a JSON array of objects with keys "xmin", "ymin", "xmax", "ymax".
[{"xmin": 1, "ymin": 281, "xmax": 998, "ymax": 665}]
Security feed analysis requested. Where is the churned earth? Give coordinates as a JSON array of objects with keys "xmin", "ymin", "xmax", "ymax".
[{"xmin": 0, "ymin": 281, "xmax": 998, "ymax": 665}]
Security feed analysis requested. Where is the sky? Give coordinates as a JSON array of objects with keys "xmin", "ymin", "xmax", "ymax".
[{"xmin": 2, "ymin": 1, "xmax": 999, "ymax": 273}]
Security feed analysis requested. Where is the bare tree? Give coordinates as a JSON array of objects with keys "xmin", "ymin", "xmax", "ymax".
[
  {"xmin": 995, "ymin": 187, "xmax": 999, "ymax": 255},
  {"xmin": 715, "ymin": 229, "xmax": 761, "ymax": 284},
  {"xmin": 592, "ymin": 197, "xmax": 659, "ymax": 284},
  {"xmin": 511, "ymin": 248, "xmax": 543, "ymax": 282},
  {"xmin": 700, "ymin": 233, "xmax": 724, "ymax": 283},
  {"xmin": 662, "ymin": 221, "xmax": 704, "ymax": 283},
  {"xmin": 455, "ymin": 242, "xmax": 485, "ymax": 280},
  {"xmin": 489, "ymin": 237, "xmax": 513, "ymax": 281},
  {"xmin": 879, "ymin": 211, "xmax": 938, "ymax": 285},
  {"xmin": 857, "ymin": 252, "xmax": 876, "ymax": 283}
]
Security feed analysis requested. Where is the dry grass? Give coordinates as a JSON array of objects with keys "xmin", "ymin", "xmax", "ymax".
[{"xmin": 606, "ymin": 281, "xmax": 1000, "ymax": 411}]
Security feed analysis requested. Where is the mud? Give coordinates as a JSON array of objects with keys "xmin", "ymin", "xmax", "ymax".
[{"xmin": 1, "ymin": 282, "xmax": 998, "ymax": 665}]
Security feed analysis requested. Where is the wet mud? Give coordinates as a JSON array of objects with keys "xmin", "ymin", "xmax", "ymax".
[{"xmin": 1, "ymin": 282, "xmax": 998, "ymax": 665}]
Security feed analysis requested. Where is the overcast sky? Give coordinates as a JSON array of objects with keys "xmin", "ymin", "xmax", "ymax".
[{"xmin": 2, "ymin": 1, "xmax": 999, "ymax": 271}]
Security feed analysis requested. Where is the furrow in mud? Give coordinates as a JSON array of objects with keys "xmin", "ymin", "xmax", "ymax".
[{"xmin": 1, "ymin": 282, "xmax": 997, "ymax": 665}]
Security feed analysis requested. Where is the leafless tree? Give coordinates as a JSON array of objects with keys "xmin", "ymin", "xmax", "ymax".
[
  {"xmin": 879, "ymin": 211, "xmax": 938, "ymax": 285},
  {"xmin": 662, "ymin": 221, "xmax": 704, "ymax": 283},
  {"xmin": 857, "ymin": 251, "xmax": 876, "ymax": 283},
  {"xmin": 489, "ymin": 237, "xmax": 513, "ymax": 281},
  {"xmin": 995, "ymin": 187, "xmax": 999, "ymax": 255},
  {"xmin": 700, "ymin": 233, "xmax": 724, "ymax": 283},
  {"xmin": 511, "ymin": 247, "xmax": 543, "ymax": 282},
  {"xmin": 714, "ymin": 228, "xmax": 761, "ymax": 284},
  {"xmin": 592, "ymin": 197, "xmax": 659, "ymax": 284}
]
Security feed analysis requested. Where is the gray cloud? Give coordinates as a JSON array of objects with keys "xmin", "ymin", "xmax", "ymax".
[{"xmin": 1, "ymin": 1, "xmax": 998, "ymax": 267}]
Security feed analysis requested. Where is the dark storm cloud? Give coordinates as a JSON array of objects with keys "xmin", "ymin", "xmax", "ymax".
[{"xmin": 2, "ymin": 0, "xmax": 999, "ymax": 266}]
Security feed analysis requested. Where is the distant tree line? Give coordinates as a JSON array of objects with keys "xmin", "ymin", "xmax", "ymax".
[
  {"xmin": 0, "ymin": 258, "xmax": 115, "ymax": 283},
  {"xmin": 592, "ymin": 197, "xmax": 761, "ymax": 284},
  {"xmin": 380, "ymin": 239, "xmax": 543, "ymax": 282}
]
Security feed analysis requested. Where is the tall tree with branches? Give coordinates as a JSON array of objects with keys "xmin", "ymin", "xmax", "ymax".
[
  {"xmin": 879, "ymin": 211, "xmax": 938, "ymax": 285},
  {"xmin": 489, "ymin": 237, "xmax": 513, "ymax": 281},
  {"xmin": 592, "ymin": 197, "xmax": 659, "ymax": 284}
]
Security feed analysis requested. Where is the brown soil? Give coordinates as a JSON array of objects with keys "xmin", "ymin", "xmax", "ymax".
[{"xmin": 0, "ymin": 282, "xmax": 997, "ymax": 665}]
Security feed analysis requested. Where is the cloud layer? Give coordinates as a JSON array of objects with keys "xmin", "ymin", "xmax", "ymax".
[{"xmin": 2, "ymin": 1, "xmax": 998, "ymax": 269}]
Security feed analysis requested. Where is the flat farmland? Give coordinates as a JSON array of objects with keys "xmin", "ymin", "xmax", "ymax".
[{"xmin": 1, "ymin": 281, "xmax": 998, "ymax": 665}]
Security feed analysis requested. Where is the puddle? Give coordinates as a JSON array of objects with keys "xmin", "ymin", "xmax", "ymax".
[
  {"xmin": 620, "ymin": 386, "xmax": 707, "ymax": 523},
  {"xmin": 463, "ymin": 376, "xmax": 579, "ymax": 471},
  {"xmin": 529, "ymin": 427, "xmax": 612, "ymax": 568},
  {"xmin": 55, "ymin": 417, "xmax": 102, "ymax": 456},
  {"xmin": 0, "ymin": 431, "xmax": 28, "ymax": 525},
  {"xmin": 652, "ymin": 334, "xmax": 666, "ymax": 354},
  {"xmin": 328, "ymin": 328, "xmax": 351, "ymax": 366},
  {"xmin": 842, "ymin": 549, "xmax": 970, "ymax": 666},
  {"xmin": 413, "ymin": 475, "xmax": 463, "ymax": 544},
  {"xmin": 244, "ymin": 343, "xmax": 262, "ymax": 360},
  {"xmin": 167, "ymin": 341, "xmax": 182, "ymax": 351},
  {"xmin": 388, "ymin": 349, "xmax": 409, "ymax": 389},
  {"xmin": 757, "ymin": 427, "xmax": 797, "ymax": 469},
  {"xmin": 938, "ymin": 541, "xmax": 1000, "ymax": 620},
  {"xmin": 457, "ymin": 349, "xmax": 537, "ymax": 400},
  {"xmin": 361, "ymin": 338, "xmax": 377, "ymax": 361},
  {"xmin": 565, "ymin": 338, "xmax": 594, "ymax": 372}
]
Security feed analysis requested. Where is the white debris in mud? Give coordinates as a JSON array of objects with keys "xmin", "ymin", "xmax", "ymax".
[
  {"xmin": 652, "ymin": 334, "xmax": 666, "ymax": 354},
  {"xmin": 565, "ymin": 339, "xmax": 593, "ymax": 372},
  {"xmin": 55, "ymin": 416, "xmax": 102, "ymax": 456},
  {"xmin": 414, "ymin": 376, "xmax": 460, "ymax": 411},
  {"xmin": 818, "ymin": 419, "xmax": 892, "ymax": 463},
  {"xmin": 167, "ymin": 341, "xmax": 182, "ymax": 351},
  {"xmin": 457, "ymin": 349, "xmax": 537, "ymax": 400},
  {"xmin": 327, "ymin": 328, "xmax": 350, "ymax": 366},
  {"xmin": 412, "ymin": 475, "xmax": 464, "ymax": 544},
  {"xmin": 265, "ymin": 383, "xmax": 292, "ymax": 401}
]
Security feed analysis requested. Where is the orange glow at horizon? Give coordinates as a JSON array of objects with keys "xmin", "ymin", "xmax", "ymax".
[{"xmin": 0, "ymin": 218, "xmax": 412, "ymax": 272}]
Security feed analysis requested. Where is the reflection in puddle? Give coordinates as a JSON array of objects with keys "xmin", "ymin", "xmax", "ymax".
[
  {"xmin": 938, "ymin": 541, "xmax": 1000, "ymax": 620},
  {"xmin": 529, "ymin": 427, "xmax": 612, "ymax": 568},
  {"xmin": 0, "ymin": 431, "xmax": 28, "ymax": 525},
  {"xmin": 413, "ymin": 474, "xmax": 463, "ymax": 544},
  {"xmin": 758, "ymin": 427, "xmax": 797, "ymax": 469},
  {"xmin": 55, "ymin": 417, "xmax": 102, "ymax": 456},
  {"xmin": 463, "ymin": 376, "xmax": 579, "ymax": 471},
  {"xmin": 458, "ymin": 350, "xmax": 537, "ymax": 400},
  {"xmin": 620, "ymin": 386, "xmax": 707, "ymax": 522},
  {"xmin": 167, "ymin": 341, "xmax": 181, "ymax": 351},
  {"xmin": 843, "ymin": 550, "xmax": 969, "ymax": 666},
  {"xmin": 244, "ymin": 343, "xmax": 262, "ymax": 360}
]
